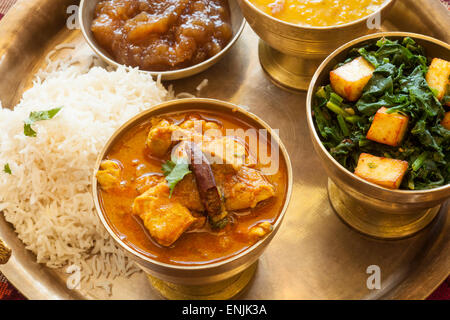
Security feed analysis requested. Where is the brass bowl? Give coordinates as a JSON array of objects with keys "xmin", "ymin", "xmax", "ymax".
[
  {"xmin": 92, "ymin": 98, "xmax": 293, "ymax": 299},
  {"xmin": 306, "ymin": 32, "xmax": 450, "ymax": 240},
  {"xmin": 79, "ymin": 0, "xmax": 245, "ymax": 81},
  {"xmin": 237, "ymin": 0, "xmax": 396, "ymax": 91}
]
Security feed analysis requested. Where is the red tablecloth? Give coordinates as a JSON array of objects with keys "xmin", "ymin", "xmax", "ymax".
[{"xmin": 0, "ymin": 0, "xmax": 449, "ymax": 300}]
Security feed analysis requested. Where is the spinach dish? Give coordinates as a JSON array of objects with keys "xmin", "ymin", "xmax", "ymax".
[{"xmin": 313, "ymin": 37, "xmax": 450, "ymax": 190}]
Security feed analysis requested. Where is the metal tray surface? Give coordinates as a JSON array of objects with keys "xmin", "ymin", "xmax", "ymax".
[{"xmin": 0, "ymin": 0, "xmax": 448, "ymax": 300}]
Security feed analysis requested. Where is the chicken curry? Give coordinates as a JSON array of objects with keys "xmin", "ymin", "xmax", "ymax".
[{"xmin": 96, "ymin": 110, "xmax": 288, "ymax": 265}]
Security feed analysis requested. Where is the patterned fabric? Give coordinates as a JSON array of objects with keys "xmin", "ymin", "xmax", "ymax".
[
  {"xmin": 0, "ymin": 0, "xmax": 15, "ymax": 15},
  {"xmin": 0, "ymin": 0, "xmax": 449, "ymax": 301},
  {"xmin": 0, "ymin": 273, "xmax": 25, "ymax": 300}
]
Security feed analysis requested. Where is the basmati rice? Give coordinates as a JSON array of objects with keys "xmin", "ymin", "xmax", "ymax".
[{"xmin": 0, "ymin": 49, "xmax": 173, "ymax": 294}]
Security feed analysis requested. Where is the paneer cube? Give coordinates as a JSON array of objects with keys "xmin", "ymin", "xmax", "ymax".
[
  {"xmin": 426, "ymin": 58, "xmax": 450, "ymax": 101},
  {"xmin": 330, "ymin": 57, "xmax": 375, "ymax": 102},
  {"xmin": 354, "ymin": 153, "xmax": 408, "ymax": 189},
  {"xmin": 366, "ymin": 107, "xmax": 409, "ymax": 147},
  {"xmin": 442, "ymin": 111, "xmax": 450, "ymax": 130}
]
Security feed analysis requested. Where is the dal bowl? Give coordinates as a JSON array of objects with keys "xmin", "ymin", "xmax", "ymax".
[{"xmin": 237, "ymin": 0, "xmax": 396, "ymax": 91}]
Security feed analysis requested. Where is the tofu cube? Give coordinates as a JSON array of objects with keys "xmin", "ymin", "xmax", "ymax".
[
  {"xmin": 330, "ymin": 57, "xmax": 375, "ymax": 102},
  {"xmin": 354, "ymin": 153, "xmax": 409, "ymax": 189},
  {"xmin": 366, "ymin": 107, "xmax": 409, "ymax": 147},
  {"xmin": 442, "ymin": 111, "xmax": 450, "ymax": 130},
  {"xmin": 426, "ymin": 58, "xmax": 450, "ymax": 101}
]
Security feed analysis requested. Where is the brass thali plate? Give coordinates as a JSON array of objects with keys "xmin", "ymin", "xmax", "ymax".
[{"xmin": 0, "ymin": 0, "xmax": 448, "ymax": 299}]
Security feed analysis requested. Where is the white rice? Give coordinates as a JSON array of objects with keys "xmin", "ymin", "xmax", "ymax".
[{"xmin": 0, "ymin": 49, "xmax": 173, "ymax": 294}]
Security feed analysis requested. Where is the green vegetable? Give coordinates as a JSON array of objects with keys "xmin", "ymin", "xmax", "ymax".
[
  {"xmin": 312, "ymin": 37, "xmax": 449, "ymax": 190},
  {"xmin": 3, "ymin": 163, "xmax": 11, "ymax": 175},
  {"xmin": 162, "ymin": 158, "xmax": 191, "ymax": 197},
  {"xmin": 326, "ymin": 101, "xmax": 348, "ymax": 117},
  {"xmin": 337, "ymin": 115, "xmax": 350, "ymax": 136},
  {"xmin": 24, "ymin": 107, "xmax": 62, "ymax": 137},
  {"xmin": 412, "ymin": 152, "xmax": 429, "ymax": 172},
  {"xmin": 209, "ymin": 216, "xmax": 229, "ymax": 230}
]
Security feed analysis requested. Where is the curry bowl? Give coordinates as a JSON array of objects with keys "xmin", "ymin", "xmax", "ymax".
[
  {"xmin": 79, "ymin": 0, "xmax": 245, "ymax": 81},
  {"xmin": 306, "ymin": 32, "xmax": 450, "ymax": 240},
  {"xmin": 92, "ymin": 98, "xmax": 293, "ymax": 298},
  {"xmin": 237, "ymin": 0, "xmax": 396, "ymax": 91}
]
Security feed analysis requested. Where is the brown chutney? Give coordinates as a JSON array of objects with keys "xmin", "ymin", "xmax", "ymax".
[{"xmin": 91, "ymin": 0, "xmax": 233, "ymax": 71}]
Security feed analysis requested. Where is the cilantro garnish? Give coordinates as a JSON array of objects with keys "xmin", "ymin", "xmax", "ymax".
[
  {"xmin": 24, "ymin": 107, "xmax": 63, "ymax": 137},
  {"xmin": 162, "ymin": 158, "xmax": 191, "ymax": 197}
]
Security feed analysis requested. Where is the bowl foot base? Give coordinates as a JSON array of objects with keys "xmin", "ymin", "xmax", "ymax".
[
  {"xmin": 327, "ymin": 179, "xmax": 441, "ymax": 240},
  {"xmin": 258, "ymin": 40, "xmax": 323, "ymax": 92},
  {"xmin": 147, "ymin": 262, "xmax": 258, "ymax": 300}
]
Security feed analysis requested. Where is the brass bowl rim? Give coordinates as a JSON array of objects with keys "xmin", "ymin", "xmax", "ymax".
[
  {"xmin": 241, "ymin": 0, "xmax": 395, "ymax": 30},
  {"xmin": 78, "ymin": 0, "xmax": 246, "ymax": 80},
  {"xmin": 92, "ymin": 98, "xmax": 293, "ymax": 271},
  {"xmin": 306, "ymin": 31, "xmax": 450, "ymax": 196}
]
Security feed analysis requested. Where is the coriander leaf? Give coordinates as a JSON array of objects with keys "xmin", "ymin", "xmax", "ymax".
[
  {"xmin": 3, "ymin": 163, "xmax": 12, "ymax": 175},
  {"xmin": 24, "ymin": 107, "xmax": 63, "ymax": 137},
  {"xmin": 162, "ymin": 159, "xmax": 191, "ymax": 197},
  {"xmin": 161, "ymin": 160, "xmax": 176, "ymax": 176},
  {"xmin": 24, "ymin": 123, "xmax": 37, "ymax": 137}
]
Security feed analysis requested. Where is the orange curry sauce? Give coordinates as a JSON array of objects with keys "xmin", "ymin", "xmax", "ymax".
[{"xmin": 98, "ymin": 110, "xmax": 288, "ymax": 266}]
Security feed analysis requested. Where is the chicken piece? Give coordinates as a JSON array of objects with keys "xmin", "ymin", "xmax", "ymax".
[
  {"xmin": 132, "ymin": 182, "xmax": 197, "ymax": 246},
  {"xmin": 187, "ymin": 212, "xmax": 207, "ymax": 231},
  {"xmin": 136, "ymin": 171, "xmax": 204, "ymax": 211},
  {"xmin": 180, "ymin": 119, "xmax": 221, "ymax": 132},
  {"xmin": 330, "ymin": 56, "xmax": 375, "ymax": 102},
  {"xmin": 172, "ymin": 173, "xmax": 205, "ymax": 212},
  {"xmin": 426, "ymin": 58, "xmax": 450, "ymax": 101},
  {"xmin": 147, "ymin": 119, "xmax": 211, "ymax": 158},
  {"xmin": 96, "ymin": 160, "xmax": 122, "ymax": 191},
  {"xmin": 135, "ymin": 173, "xmax": 163, "ymax": 194},
  {"xmin": 202, "ymin": 137, "xmax": 247, "ymax": 171},
  {"xmin": 366, "ymin": 107, "xmax": 409, "ymax": 147},
  {"xmin": 220, "ymin": 167, "xmax": 275, "ymax": 211},
  {"xmin": 248, "ymin": 221, "xmax": 273, "ymax": 241},
  {"xmin": 146, "ymin": 120, "xmax": 176, "ymax": 157},
  {"xmin": 442, "ymin": 111, "xmax": 450, "ymax": 130},
  {"xmin": 354, "ymin": 153, "xmax": 408, "ymax": 189},
  {"xmin": 179, "ymin": 119, "xmax": 220, "ymax": 145}
]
